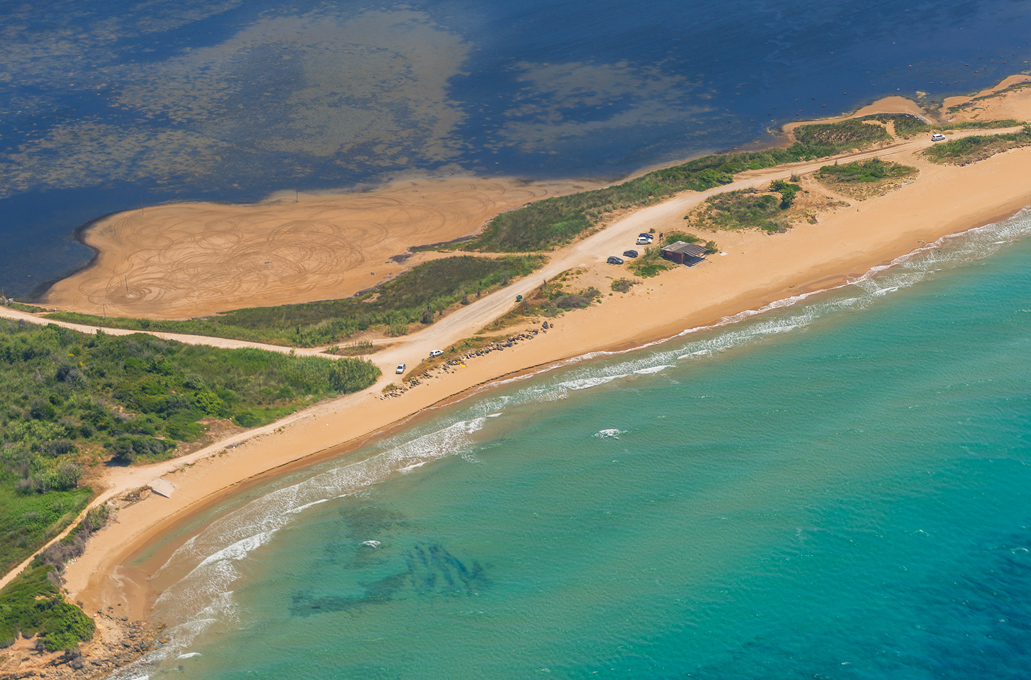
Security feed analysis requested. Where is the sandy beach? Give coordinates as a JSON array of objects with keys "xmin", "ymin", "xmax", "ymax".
[{"xmin": 2, "ymin": 76, "xmax": 1030, "ymax": 676}]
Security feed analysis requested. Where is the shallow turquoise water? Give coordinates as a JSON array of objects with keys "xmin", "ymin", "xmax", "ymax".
[{"xmin": 126, "ymin": 210, "xmax": 1031, "ymax": 679}]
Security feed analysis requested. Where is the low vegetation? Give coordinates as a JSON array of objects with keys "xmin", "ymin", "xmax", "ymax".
[
  {"xmin": 0, "ymin": 560, "xmax": 94, "ymax": 652},
  {"xmin": 792, "ymin": 119, "xmax": 890, "ymax": 151},
  {"xmin": 815, "ymin": 158, "xmax": 917, "ymax": 199},
  {"xmin": 817, "ymin": 158, "xmax": 916, "ymax": 184},
  {"xmin": 456, "ymin": 119, "xmax": 894, "ymax": 254},
  {"xmin": 686, "ymin": 182, "xmax": 802, "ymax": 234},
  {"xmin": 45, "ymin": 255, "xmax": 546, "ymax": 347},
  {"xmin": 881, "ymin": 113, "xmax": 1024, "ymax": 138},
  {"xmin": 0, "ymin": 506, "xmax": 111, "ymax": 652},
  {"xmin": 922, "ymin": 125, "xmax": 1031, "ymax": 165},
  {"xmin": 628, "ymin": 232, "xmax": 718, "ymax": 278},
  {"xmin": 483, "ymin": 272, "xmax": 602, "ymax": 330},
  {"xmin": 610, "ymin": 278, "xmax": 640, "ymax": 293},
  {"xmin": 0, "ymin": 321, "xmax": 378, "ymax": 575}
]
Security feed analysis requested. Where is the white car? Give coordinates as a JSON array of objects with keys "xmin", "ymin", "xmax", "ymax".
[
  {"xmin": 429, "ymin": 349, "xmax": 443, "ymax": 358},
  {"xmin": 636, "ymin": 235, "xmax": 654, "ymax": 245},
  {"xmin": 395, "ymin": 363, "xmax": 406, "ymax": 374},
  {"xmin": 931, "ymin": 132, "xmax": 946, "ymax": 142}
]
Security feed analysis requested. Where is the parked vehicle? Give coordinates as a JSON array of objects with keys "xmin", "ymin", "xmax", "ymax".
[
  {"xmin": 607, "ymin": 256, "xmax": 624, "ymax": 265},
  {"xmin": 396, "ymin": 363, "xmax": 406, "ymax": 374},
  {"xmin": 622, "ymin": 249, "xmax": 639, "ymax": 258},
  {"xmin": 931, "ymin": 132, "xmax": 946, "ymax": 142},
  {"xmin": 636, "ymin": 234, "xmax": 654, "ymax": 245},
  {"xmin": 429, "ymin": 350, "xmax": 443, "ymax": 358}
]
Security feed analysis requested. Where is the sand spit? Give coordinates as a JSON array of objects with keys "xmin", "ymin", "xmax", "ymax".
[
  {"xmin": 42, "ymin": 176, "xmax": 588, "ymax": 319},
  {"xmin": 2, "ymin": 76, "xmax": 1030, "ymax": 678}
]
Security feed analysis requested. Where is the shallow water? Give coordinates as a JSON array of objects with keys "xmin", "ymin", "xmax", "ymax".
[
  {"xmin": 3, "ymin": 0, "xmax": 1031, "ymax": 295},
  {"xmin": 111, "ymin": 208, "xmax": 1031, "ymax": 678}
]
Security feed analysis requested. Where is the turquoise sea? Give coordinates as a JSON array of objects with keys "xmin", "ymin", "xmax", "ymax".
[{"xmin": 113, "ymin": 208, "xmax": 1031, "ymax": 679}]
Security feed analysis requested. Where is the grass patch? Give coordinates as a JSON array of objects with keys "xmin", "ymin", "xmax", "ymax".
[
  {"xmin": 923, "ymin": 126, "xmax": 1031, "ymax": 165},
  {"xmin": 3, "ymin": 301, "xmax": 46, "ymax": 314},
  {"xmin": 885, "ymin": 114, "xmax": 1024, "ymax": 138},
  {"xmin": 483, "ymin": 275, "xmax": 602, "ymax": 328},
  {"xmin": 323, "ymin": 340, "xmax": 386, "ymax": 357},
  {"xmin": 817, "ymin": 159, "xmax": 917, "ymax": 183},
  {"xmin": 0, "ymin": 485, "xmax": 90, "ymax": 575},
  {"xmin": 689, "ymin": 189, "xmax": 787, "ymax": 233},
  {"xmin": 610, "ymin": 278, "xmax": 640, "ymax": 293},
  {"xmin": 44, "ymin": 255, "xmax": 546, "ymax": 347},
  {"xmin": 793, "ymin": 119, "xmax": 890, "ymax": 151}
]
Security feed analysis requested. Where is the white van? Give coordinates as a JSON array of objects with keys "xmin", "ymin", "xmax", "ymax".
[
  {"xmin": 931, "ymin": 133, "xmax": 946, "ymax": 142},
  {"xmin": 396, "ymin": 363, "xmax": 406, "ymax": 374}
]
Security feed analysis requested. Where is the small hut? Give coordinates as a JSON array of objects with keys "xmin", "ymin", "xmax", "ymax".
[{"xmin": 660, "ymin": 241, "xmax": 707, "ymax": 265}]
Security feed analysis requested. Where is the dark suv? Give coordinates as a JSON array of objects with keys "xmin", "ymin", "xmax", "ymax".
[
  {"xmin": 622, "ymin": 250, "xmax": 639, "ymax": 258},
  {"xmin": 607, "ymin": 256, "xmax": 624, "ymax": 265}
]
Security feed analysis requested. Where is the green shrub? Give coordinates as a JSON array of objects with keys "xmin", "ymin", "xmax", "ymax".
[
  {"xmin": 0, "ymin": 562, "xmax": 94, "ymax": 652},
  {"xmin": 817, "ymin": 158, "xmax": 917, "ymax": 183},
  {"xmin": 923, "ymin": 128, "xmax": 1031, "ymax": 165},
  {"xmin": 769, "ymin": 180, "xmax": 802, "ymax": 209}
]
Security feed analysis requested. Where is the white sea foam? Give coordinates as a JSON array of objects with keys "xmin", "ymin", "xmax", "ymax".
[
  {"xmin": 124, "ymin": 415, "xmax": 490, "ymax": 679},
  {"xmin": 634, "ymin": 365, "xmax": 670, "ymax": 375},
  {"xmin": 361, "ymin": 540, "xmax": 381, "ymax": 548},
  {"xmin": 594, "ymin": 429, "xmax": 626, "ymax": 439},
  {"xmin": 176, "ymin": 653, "xmax": 201, "ymax": 660}
]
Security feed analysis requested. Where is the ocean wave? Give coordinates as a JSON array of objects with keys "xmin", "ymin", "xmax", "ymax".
[{"xmin": 124, "ymin": 415, "xmax": 490, "ymax": 679}]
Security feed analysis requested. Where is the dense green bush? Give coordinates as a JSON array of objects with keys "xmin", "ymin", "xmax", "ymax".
[
  {"xmin": 0, "ymin": 321, "xmax": 379, "ymax": 573},
  {"xmin": 769, "ymin": 180, "xmax": 802, "ymax": 208},
  {"xmin": 818, "ymin": 158, "xmax": 917, "ymax": 183},
  {"xmin": 0, "ymin": 562, "xmax": 94, "ymax": 651}
]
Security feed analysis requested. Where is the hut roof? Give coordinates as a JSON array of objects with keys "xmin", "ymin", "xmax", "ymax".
[{"xmin": 661, "ymin": 241, "xmax": 707, "ymax": 258}]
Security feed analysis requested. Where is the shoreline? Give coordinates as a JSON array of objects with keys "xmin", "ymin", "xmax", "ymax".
[
  {"xmin": 81, "ymin": 188, "xmax": 1031, "ymax": 628},
  {"xmin": 3, "ymin": 74, "xmax": 1030, "ymax": 677}
]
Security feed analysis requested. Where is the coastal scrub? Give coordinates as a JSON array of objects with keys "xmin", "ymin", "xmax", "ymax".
[
  {"xmin": 923, "ymin": 125, "xmax": 1031, "ymax": 165},
  {"xmin": 0, "ymin": 321, "xmax": 379, "ymax": 573},
  {"xmin": 45, "ymin": 255, "xmax": 546, "ymax": 347}
]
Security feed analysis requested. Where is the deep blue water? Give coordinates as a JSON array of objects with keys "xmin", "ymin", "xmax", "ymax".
[
  {"xmin": 111, "ymin": 209, "xmax": 1031, "ymax": 678},
  {"xmin": 3, "ymin": 0, "xmax": 1031, "ymax": 295}
]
